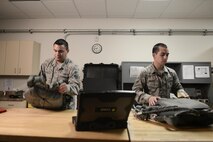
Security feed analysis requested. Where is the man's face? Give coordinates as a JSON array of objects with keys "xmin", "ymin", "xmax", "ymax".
[
  {"xmin": 53, "ymin": 44, "xmax": 68, "ymax": 63},
  {"xmin": 153, "ymin": 46, "xmax": 169, "ymax": 66}
]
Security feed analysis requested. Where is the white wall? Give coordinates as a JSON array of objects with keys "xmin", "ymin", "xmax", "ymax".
[{"xmin": 0, "ymin": 18, "xmax": 213, "ymax": 90}]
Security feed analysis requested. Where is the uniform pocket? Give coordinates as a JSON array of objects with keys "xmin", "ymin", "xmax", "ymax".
[
  {"xmin": 147, "ymin": 76, "xmax": 160, "ymax": 94},
  {"xmin": 167, "ymin": 77, "xmax": 173, "ymax": 89}
]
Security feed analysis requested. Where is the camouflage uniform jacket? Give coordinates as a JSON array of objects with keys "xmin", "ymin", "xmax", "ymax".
[
  {"xmin": 39, "ymin": 57, "xmax": 81, "ymax": 96},
  {"xmin": 132, "ymin": 63, "xmax": 183, "ymax": 104}
]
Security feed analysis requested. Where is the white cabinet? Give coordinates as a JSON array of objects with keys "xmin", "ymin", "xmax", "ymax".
[
  {"xmin": 4, "ymin": 41, "xmax": 19, "ymax": 75},
  {"xmin": 0, "ymin": 41, "xmax": 6, "ymax": 75},
  {"xmin": 19, "ymin": 41, "xmax": 41, "ymax": 75},
  {"xmin": 2, "ymin": 40, "xmax": 40, "ymax": 76}
]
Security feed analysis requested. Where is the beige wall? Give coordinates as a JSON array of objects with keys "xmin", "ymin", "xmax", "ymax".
[{"xmin": 0, "ymin": 18, "xmax": 213, "ymax": 90}]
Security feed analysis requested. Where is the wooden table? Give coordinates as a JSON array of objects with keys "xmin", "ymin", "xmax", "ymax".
[
  {"xmin": 0, "ymin": 108, "xmax": 129, "ymax": 142},
  {"xmin": 128, "ymin": 113, "xmax": 213, "ymax": 142},
  {"xmin": 2, "ymin": 108, "xmax": 213, "ymax": 142}
]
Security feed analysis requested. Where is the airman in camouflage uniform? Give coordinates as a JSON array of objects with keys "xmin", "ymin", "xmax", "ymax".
[
  {"xmin": 40, "ymin": 57, "xmax": 80, "ymax": 96},
  {"xmin": 24, "ymin": 39, "xmax": 80, "ymax": 110},
  {"xmin": 132, "ymin": 43, "xmax": 189, "ymax": 106}
]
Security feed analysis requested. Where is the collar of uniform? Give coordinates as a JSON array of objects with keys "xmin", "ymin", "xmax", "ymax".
[
  {"xmin": 151, "ymin": 63, "xmax": 169, "ymax": 75},
  {"xmin": 51, "ymin": 58, "xmax": 69, "ymax": 69}
]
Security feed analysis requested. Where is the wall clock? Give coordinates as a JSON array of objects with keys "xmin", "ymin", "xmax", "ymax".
[{"xmin": 92, "ymin": 43, "xmax": 102, "ymax": 54}]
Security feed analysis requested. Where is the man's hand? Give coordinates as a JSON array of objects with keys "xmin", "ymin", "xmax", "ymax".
[
  {"xmin": 148, "ymin": 96, "xmax": 161, "ymax": 106},
  {"xmin": 58, "ymin": 83, "xmax": 69, "ymax": 94},
  {"xmin": 177, "ymin": 89, "xmax": 190, "ymax": 98}
]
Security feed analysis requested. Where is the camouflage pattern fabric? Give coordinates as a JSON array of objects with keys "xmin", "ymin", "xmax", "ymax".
[
  {"xmin": 40, "ymin": 58, "xmax": 80, "ymax": 96},
  {"xmin": 24, "ymin": 57, "xmax": 80, "ymax": 110},
  {"xmin": 132, "ymin": 64, "xmax": 183, "ymax": 104}
]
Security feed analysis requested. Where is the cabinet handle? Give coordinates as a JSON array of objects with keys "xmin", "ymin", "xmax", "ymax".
[
  {"xmin": 14, "ymin": 68, "xmax": 16, "ymax": 74},
  {"xmin": 8, "ymin": 104, "xmax": 15, "ymax": 106}
]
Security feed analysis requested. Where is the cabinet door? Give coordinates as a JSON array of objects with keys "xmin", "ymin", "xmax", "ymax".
[
  {"xmin": 4, "ymin": 41, "xmax": 19, "ymax": 75},
  {"xmin": 0, "ymin": 101, "xmax": 27, "ymax": 108},
  {"xmin": 19, "ymin": 41, "xmax": 34, "ymax": 75},
  {"xmin": 0, "ymin": 41, "xmax": 6, "ymax": 75}
]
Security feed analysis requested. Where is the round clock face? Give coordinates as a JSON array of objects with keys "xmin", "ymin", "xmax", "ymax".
[{"xmin": 92, "ymin": 43, "xmax": 102, "ymax": 54}]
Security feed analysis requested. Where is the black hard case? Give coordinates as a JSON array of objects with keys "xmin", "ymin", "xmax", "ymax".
[{"xmin": 82, "ymin": 63, "xmax": 120, "ymax": 91}]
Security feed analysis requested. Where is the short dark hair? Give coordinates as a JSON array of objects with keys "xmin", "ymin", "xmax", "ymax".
[
  {"xmin": 152, "ymin": 43, "xmax": 167, "ymax": 54},
  {"xmin": 54, "ymin": 39, "xmax": 69, "ymax": 50}
]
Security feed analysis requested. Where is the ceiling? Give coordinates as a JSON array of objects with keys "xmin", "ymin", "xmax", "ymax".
[{"xmin": 0, "ymin": 0, "xmax": 213, "ymax": 20}]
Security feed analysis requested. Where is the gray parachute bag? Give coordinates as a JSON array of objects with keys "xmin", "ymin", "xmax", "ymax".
[
  {"xmin": 133, "ymin": 98, "xmax": 213, "ymax": 127},
  {"xmin": 24, "ymin": 75, "xmax": 71, "ymax": 110}
]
